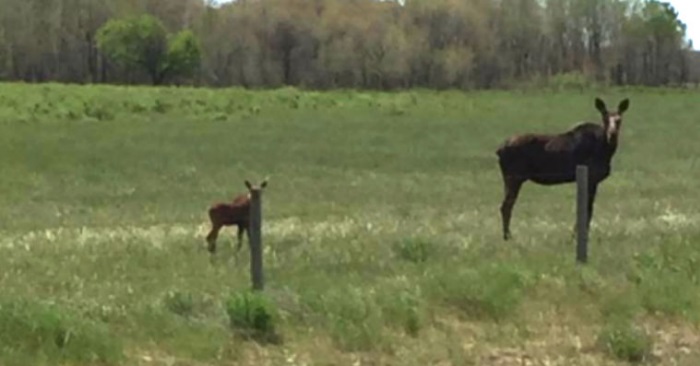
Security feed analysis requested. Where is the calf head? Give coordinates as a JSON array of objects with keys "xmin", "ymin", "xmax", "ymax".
[
  {"xmin": 595, "ymin": 97, "xmax": 630, "ymax": 143},
  {"xmin": 244, "ymin": 179, "xmax": 268, "ymax": 199}
]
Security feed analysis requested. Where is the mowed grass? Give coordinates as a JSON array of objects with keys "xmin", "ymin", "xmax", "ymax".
[{"xmin": 0, "ymin": 82, "xmax": 699, "ymax": 365}]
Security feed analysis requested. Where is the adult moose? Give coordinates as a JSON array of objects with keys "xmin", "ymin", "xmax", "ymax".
[{"xmin": 496, "ymin": 97, "xmax": 630, "ymax": 240}]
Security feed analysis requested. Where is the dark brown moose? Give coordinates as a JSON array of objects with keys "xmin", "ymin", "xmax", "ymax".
[{"xmin": 496, "ymin": 97, "xmax": 630, "ymax": 240}]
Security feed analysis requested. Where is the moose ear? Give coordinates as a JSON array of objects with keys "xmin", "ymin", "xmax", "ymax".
[
  {"xmin": 244, "ymin": 180, "xmax": 253, "ymax": 190},
  {"xmin": 618, "ymin": 99, "xmax": 630, "ymax": 114},
  {"xmin": 260, "ymin": 180, "xmax": 268, "ymax": 189},
  {"xmin": 594, "ymin": 98, "xmax": 607, "ymax": 114}
]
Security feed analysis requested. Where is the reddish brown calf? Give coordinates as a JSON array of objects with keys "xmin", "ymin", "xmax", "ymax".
[{"xmin": 206, "ymin": 180, "xmax": 268, "ymax": 254}]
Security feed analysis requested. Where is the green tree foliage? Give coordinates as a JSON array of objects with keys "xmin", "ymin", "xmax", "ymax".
[
  {"xmin": 96, "ymin": 15, "xmax": 168, "ymax": 84},
  {"xmin": 0, "ymin": 0, "xmax": 696, "ymax": 88},
  {"xmin": 165, "ymin": 30, "xmax": 202, "ymax": 81},
  {"xmin": 96, "ymin": 14, "xmax": 200, "ymax": 84}
]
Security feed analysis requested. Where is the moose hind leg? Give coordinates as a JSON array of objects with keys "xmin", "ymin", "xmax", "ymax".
[
  {"xmin": 206, "ymin": 224, "xmax": 222, "ymax": 254},
  {"xmin": 500, "ymin": 177, "xmax": 524, "ymax": 241}
]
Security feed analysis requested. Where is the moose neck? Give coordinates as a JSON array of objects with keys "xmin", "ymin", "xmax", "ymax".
[{"xmin": 601, "ymin": 134, "xmax": 619, "ymax": 162}]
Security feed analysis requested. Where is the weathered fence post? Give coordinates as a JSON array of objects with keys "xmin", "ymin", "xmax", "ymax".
[
  {"xmin": 248, "ymin": 181, "xmax": 265, "ymax": 291},
  {"xmin": 576, "ymin": 165, "xmax": 589, "ymax": 264}
]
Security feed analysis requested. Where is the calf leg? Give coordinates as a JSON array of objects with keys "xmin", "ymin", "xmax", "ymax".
[
  {"xmin": 500, "ymin": 176, "xmax": 525, "ymax": 241},
  {"xmin": 235, "ymin": 224, "xmax": 247, "ymax": 253},
  {"xmin": 206, "ymin": 224, "xmax": 222, "ymax": 254}
]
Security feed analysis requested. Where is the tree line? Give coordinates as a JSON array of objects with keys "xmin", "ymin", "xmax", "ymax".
[{"xmin": 0, "ymin": 0, "xmax": 697, "ymax": 89}]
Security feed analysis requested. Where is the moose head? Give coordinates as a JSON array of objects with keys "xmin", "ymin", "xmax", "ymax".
[{"xmin": 594, "ymin": 97, "xmax": 630, "ymax": 144}]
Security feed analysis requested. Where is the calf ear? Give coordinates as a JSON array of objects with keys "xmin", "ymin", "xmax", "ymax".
[
  {"xmin": 618, "ymin": 99, "xmax": 630, "ymax": 114},
  {"xmin": 244, "ymin": 180, "xmax": 253, "ymax": 190},
  {"xmin": 260, "ymin": 180, "xmax": 268, "ymax": 189},
  {"xmin": 594, "ymin": 98, "xmax": 607, "ymax": 114}
]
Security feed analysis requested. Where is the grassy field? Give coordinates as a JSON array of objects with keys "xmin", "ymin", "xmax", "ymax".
[{"xmin": 0, "ymin": 82, "xmax": 699, "ymax": 365}]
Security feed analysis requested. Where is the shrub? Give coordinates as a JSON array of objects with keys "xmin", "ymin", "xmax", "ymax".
[
  {"xmin": 0, "ymin": 299, "xmax": 122, "ymax": 364},
  {"xmin": 163, "ymin": 290, "xmax": 195, "ymax": 318},
  {"xmin": 298, "ymin": 284, "xmax": 385, "ymax": 352},
  {"xmin": 225, "ymin": 291, "xmax": 281, "ymax": 344},
  {"xmin": 598, "ymin": 320, "xmax": 652, "ymax": 363},
  {"xmin": 432, "ymin": 264, "xmax": 531, "ymax": 321},
  {"xmin": 638, "ymin": 277, "xmax": 697, "ymax": 319},
  {"xmin": 393, "ymin": 238, "xmax": 434, "ymax": 264},
  {"xmin": 82, "ymin": 101, "xmax": 115, "ymax": 121},
  {"xmin": 324, "ymin": 289, "xmax": 384, "ymax": 351},
  {"xmin": 631, "ymin": 244, "xmax": 700, "ymax": 320},
  {"xmin": 600, "ymin": 291, "xmax": 641, "ymax": 324},
  {"xmin": 379, "ymin": 284, "xmax": 424, "ymax": 337},
  {"xmin": 548, "ymin": 72, "xmax": 597, "ymax": 91}
]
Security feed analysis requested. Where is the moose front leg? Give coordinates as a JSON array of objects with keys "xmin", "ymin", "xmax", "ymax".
[
  {"xmin": 235, "ymin": 224, "xmax": 247, "ymax": 253},
  {"xmin": 586, "ymin": 183, "xmax": 599, "ymax": 230}
]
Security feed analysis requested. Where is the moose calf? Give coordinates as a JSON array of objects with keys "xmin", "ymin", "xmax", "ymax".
[{"xmin": 206, "ymin": 180, "xmax": 268, "ymax": 254}]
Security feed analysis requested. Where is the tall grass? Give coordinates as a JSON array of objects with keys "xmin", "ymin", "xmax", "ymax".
[{"xmin": 0, "ymin": 82, "xmax": 699, "ymax": 364}]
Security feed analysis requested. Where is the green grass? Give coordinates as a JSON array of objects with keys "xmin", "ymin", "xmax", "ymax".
[{"xmin": 1, "ymin": 82, "xmax": 700, "ymax": 364}]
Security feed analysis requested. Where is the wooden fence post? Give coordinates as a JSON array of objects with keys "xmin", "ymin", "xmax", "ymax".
[
  {"xmin": 249, "ymin": 184, "xmax": 264, "ymax": 291},
  {"xmin": 576, "ymin": 165, "xmax": 589, "ymax": 264}
]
